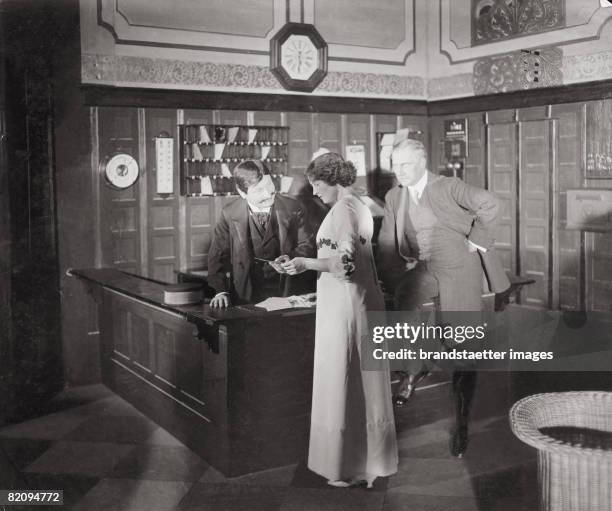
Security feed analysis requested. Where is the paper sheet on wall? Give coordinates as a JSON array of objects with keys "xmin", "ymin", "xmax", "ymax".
[
  {"xmin": 346, "ymin": 145, "xmax": 367, "ymax": 176},
  {"xmin": 155, "ymin": 137, "xmax": 174, "ymax": 194},
  {"xmin": 199, "ymin": 126, "xmax": 211, "ymax": 144},
  {"xmin": 226, "ymin": 127, "xmax": 239, "ymax": 143}
]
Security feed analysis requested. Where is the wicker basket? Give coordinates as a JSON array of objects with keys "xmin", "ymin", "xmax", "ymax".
[{"xmin": 510, "ymin": 392, "xmax": 612, "ymax": 511}]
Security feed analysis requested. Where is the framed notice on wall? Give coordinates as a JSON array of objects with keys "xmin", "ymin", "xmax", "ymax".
[
  {"xmin": 586, "ymin": 100, "xmax": 612, "ymax": 179},
  {"xmin": 566, "ymin": 189, "xmax": 612, "ymax": 232}
]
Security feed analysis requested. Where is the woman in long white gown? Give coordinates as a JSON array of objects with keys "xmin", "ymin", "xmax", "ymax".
[{"xmin": 282, "ymin": 153, "xmax": 398, "ymax": 488}]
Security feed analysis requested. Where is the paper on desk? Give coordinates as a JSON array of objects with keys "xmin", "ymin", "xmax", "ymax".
[
  {"xmin": 255, "ymin": 296, "xmax": 292, "ymax": 311},
  {"xmin": 256, "ymin": 293, "xmax": 317, "ymax": 311}
]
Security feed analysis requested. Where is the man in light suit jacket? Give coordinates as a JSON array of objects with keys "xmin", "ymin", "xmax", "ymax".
[
  {"xmin": 208, "ymin": 160, "xmax": 316, "ymax": 307},
  {"xmin": 376, "ymin": 137, "xmax": 510, "ymax": 457}
]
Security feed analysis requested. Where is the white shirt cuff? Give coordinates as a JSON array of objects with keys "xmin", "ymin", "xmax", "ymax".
[{"xmin": 468, "ymin": 240, "xmax": 487, "ymax": 253}]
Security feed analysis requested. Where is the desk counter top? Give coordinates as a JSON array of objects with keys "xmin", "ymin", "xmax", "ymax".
[{"xmin": 71, "ymin": 268, "xmax": 315, "ymax": 326}]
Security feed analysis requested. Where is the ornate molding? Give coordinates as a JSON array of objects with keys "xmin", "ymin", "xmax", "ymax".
[
  {"xmin": 440, "ymin": 0, "xmax": 612, "ymax": 64},
  {"xmin": 81, "ymin": 54, "xmax": 424, "ymax": 98},
  {"xmin": 564, "ymin": 50, "xmax": 612, "ymax": 82},
  {"xmin": 472, "ymin": 0, "xmax": 564, "ymax": 46},
  {"xmin": 427, "ymin": 73, "xmax": 474, "ymax": 98},
  {"xmin": 473, "ymin": 46, "xmax": 563, "ymax": 94}
]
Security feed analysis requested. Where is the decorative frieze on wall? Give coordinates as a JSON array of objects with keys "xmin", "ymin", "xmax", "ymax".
[
  {"xmin": 427, "ymin": 74, "xmax": 474, "ymax": 98},
  {"xmin": 81, "ymin": 54, "xmax": 425, "ymax": 97},
  {"xmin": 472, "ymin": 0, "xmax": 565, "ymax": 46},
  {"xmin": 564, "ymin": 50, "xmax": 612, "ymax": 83},
  {"xmin": 473, "ymin": 46, "xmax": 563, "ymax": 94}
]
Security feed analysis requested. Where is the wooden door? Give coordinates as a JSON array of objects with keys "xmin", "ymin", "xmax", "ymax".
[
  {"xmin": 487, "ymin": 123, "xmax": 518, "ymax": 277},
  {"xmin": 519, "ymin": 120, "xmax": 552, "ymax": 308},
  {"xmin": 488, "ymin": 120, "xmax": 554, "ymax": 309}
]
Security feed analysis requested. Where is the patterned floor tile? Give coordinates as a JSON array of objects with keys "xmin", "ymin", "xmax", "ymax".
[
  {"xmin": 63, "ymin": 414, "xmax": 158, "ymax": 444},
  {"xmin": 0, "ymin": 410, "xmax": 90, "ymax": 440},
  {"xmin": 225, "ymin": 463, "xmax": 298, "ymax": 487},
  {"xmin": 0, "ymin": 437, "xmax": 52, "ymax": 470},
  {"xmin": 383, "ymin": 493, "xmax": 481, "ymax": 511},
  {"xmin": 64, "ymin": 395, "xmax": 147, "ymax": 418},
  {"xmin": 72, "ymin": 478, "xmax": 192, "ymax": 511},
  {"xmin": 198, "ymin": 464, "xmax": 229, "ymax": 484},
  {"xmin": 23, "ymin": 441, "xmax": 135, "ymax": 477},
  {"xmin": 146, "ymin": 427, "xmax": 186, "ymax": 447},
  {"xmin": 175, "ymin": 482, "xmax": 286, "ymax": 511},
  {"xmin": 280, "ymin": 486, "xmax": 385, "ymax": 511},
  {"xmin": 19, "ymin": 472, "xmax": 100, "ymax": 509},
  {"xmin": 110, "ymin": 445, "xmax": 207, "ymax": 481},
  {"xmin": 44, "ymin": 384, "xmax": 114, "ymax": 414}
]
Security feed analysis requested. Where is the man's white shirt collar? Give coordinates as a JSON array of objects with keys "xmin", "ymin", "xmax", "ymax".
[
  {"xmin": 408, "ymin": 172, "xmax": 428, "ymax": 201},
  {"xmin": 247, "ymin": 201, "xmax": 272, "ymax": 214}
]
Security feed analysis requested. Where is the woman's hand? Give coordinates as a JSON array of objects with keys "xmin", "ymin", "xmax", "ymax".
[
  {"xmin": 269, "ymin": 255, "xmax": 290, "ymax": 274},
  {"xmin": 281, "ymin": 257, "xmax": 308, "ymax": 275}
]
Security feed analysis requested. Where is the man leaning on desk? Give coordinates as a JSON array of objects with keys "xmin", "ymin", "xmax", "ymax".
[{"xmin": 208, "ymin": 159, "xmax": 316, "ymax": 308}]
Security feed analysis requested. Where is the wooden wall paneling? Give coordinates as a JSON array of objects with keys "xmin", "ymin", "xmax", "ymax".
[
  {"xmin": 589, "ymin": 231, "xmax": 612, "ymax": 312},
  {"xmin": 582, "ymin": 101, "xmax": 612, "ymax": 311},
  {"xmin": 145, "ymin": 108, "xmax": 181, "ymax": 283},
  {"xmin": 517, "ymin": 106, "xmax": 550, "ymax": 121},
  {"xmin": 91, "ymin": 107, "xmax": 102, "ymax": 267},
  {"xmin": 399, "ymin": 115, "xmax": 428, "ymax": 140},
  {"xmin": 138, "ymin": 109, "xmax": 148, "ymax": 276},
  {"xmin": 185, "ymin": 197, "xmax": 216, "ymax": 271},
  {"xmin": 465, "ymin": 113, "xmax": 486, "ymax": 188},
  {"xmin": 428, "ymin": 117, "xmax": 446, "ymax": 175},
  {"xmin": 98, "ymin": 107, "xmax": 141, "ymax": 274},
  {"xmin": 372, "ymin": 114, "xmax": 399, "ymax": 199},
  {"xmin": 317, "ymin": 113, "xmax": 342, "ymax": 155},
  {"xmin": 218, "ymin": 110, "xmax": 248, "ymax": 126},
  {"xmin": 182, "ymin": 109, "xmax": 213, "ymax": 271},
  {"xmin": 584, "ymin": 176, "xmax": 612, "ymax": 312},
  {"xmin": 183, "ymin": 109, "xmax": 213, "ymax": 125},
  {"xmin": 519, "ymin": 120, "xmax": 552, "ymax": 309},
  {"xmin": 252, "ymin": 111, "xmax": 283, "ymax": 126},
  {"xmin": 551, "ymin": 103, "xmax": 582, "ymax": 310},
  {"xmin": 288, "ymin": 112, "xmax": 313, "ymax": 178},
  {"xmin": 487, "ymin": 109, "xmax": 516, "ymax": 125},
  {"xmin": 487, "ymin": 122, "xmax": 518, "ymax": 278},
  {"xmin": 345, "ymin": 114, "xmax": 370, "ymax": 192}
]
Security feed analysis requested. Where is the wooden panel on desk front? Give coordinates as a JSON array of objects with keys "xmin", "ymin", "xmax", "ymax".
[{"xmin": 98, "ymin": 287, "xmax": 315, "ymax": 476}]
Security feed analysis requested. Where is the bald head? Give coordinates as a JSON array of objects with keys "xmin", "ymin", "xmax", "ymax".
[{"xmin": 391, "ymin": 138, "xmax": 428, "ymax": 187}]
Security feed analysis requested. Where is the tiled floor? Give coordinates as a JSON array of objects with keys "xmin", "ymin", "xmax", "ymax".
[{"xmin": 0, "ymin": 374, "xmax": 539, "ymax": 510}]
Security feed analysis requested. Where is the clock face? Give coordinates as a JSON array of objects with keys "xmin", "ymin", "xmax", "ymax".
[
  {"xmin": 280, "ymin": 35, "xmax": 319, "ymax": 81},
  {"xmin": 270, "ymin": 23, "xmax": 328, "ymax": 92},
  {"xmin": 103, "ymin": 153, "xmax": 139, "ymax": 189}
]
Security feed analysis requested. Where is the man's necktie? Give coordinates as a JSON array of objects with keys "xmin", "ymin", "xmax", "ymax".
[{"xmin": 253, "ymin": 211, "xmax": 269, "ymax": 232}]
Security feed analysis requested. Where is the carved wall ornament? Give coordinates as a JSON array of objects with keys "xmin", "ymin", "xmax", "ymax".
[
  {"xmin": 472, "ymin": 0, "xmax": 565, "ymax": 46},
  {"xmin": 81, "ymin": 54, "xmax": 424, "ymax": 98},
  {"xmin": 473, "ymin": 46, "xmax": 563, "ymax": 94}
]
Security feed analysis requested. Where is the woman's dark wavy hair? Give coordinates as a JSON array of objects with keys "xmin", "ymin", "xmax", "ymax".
[{"xmin": 305, "ymin": 152, "xmax": 356, "ymax": 187}]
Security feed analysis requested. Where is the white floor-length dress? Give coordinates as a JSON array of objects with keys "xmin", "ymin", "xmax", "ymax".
[{"xmin": 307, "ymin": 194, "xmax": 398, "ymax": 482}]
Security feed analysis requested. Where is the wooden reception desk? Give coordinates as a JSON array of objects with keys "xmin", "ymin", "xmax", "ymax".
[{"xmin": 72, "ymin": 268, "xmax": 315, "ymax": 477}]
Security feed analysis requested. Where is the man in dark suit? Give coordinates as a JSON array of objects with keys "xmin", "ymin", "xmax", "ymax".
[
  {"xmin": 377, "ymin": 137, "xmax": 510, "ymax": 457},
  {"xmin": 208, "ymin": 159, "xmax": 316, "ymax": 308}
]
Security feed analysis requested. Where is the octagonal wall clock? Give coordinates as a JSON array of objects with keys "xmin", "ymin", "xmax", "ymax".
[{"xmin": 270, "ymin": 22, "xmax": 328, "ymax": 93}]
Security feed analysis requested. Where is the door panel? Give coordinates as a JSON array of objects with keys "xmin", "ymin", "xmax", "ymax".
[
  {"xmin": 487, "ymin": 123, "xmax": 517, "ymax": 276},
  {"xmin": 519, "ymin": 120, "xmax": 551, "ymax": 308}
]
